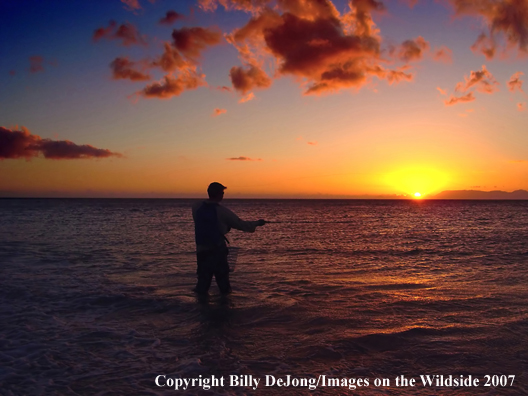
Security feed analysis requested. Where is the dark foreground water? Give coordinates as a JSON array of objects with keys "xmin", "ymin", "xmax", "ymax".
[{"xmin": 1, "ymin": 198, "xmax": 527, "ymax": 395}]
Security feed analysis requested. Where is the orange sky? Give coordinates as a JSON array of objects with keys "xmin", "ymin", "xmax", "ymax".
[{"xmin": 1, "ymin": 0, "xmax": 527, "ymax": 198}]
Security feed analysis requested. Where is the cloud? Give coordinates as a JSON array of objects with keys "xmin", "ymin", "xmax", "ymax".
[
  {"xmin": 121, "ymin": 0, "xmax": 142, "ymax": 12},
  {"xmin": 198, "ymin": 0, "xmax": 271, "ymax": 13},
  {"xmin": 0, "ymin": 126, "xmax": 123, "ymax": 160},
  {"xmin": 9, "ymin": 70, "xmax": 16, "ymax": 76},
  {"xmin": 238, "ymin": 92, "xmax": 255, "ymax": 102},
  {"xmin": 29, "ymin": 56, "xmax": 44, "ymax": 73},
  {"xmin": 93, "ymin": 21, "xmax": 146, "ymax": 46},
  {"xmin": 470, "ymin": 33, "xmax": 496, "ymax": 59},
  {"xmin": 230, "ymin": 64, "xmax": 271, "ymax": 94},
  {"xmin": 508, "ymin": 72, "xmax": 524, "ymax": 92},
  {"xmin": 110, "ymin": 57, "xmax": 151, "ymax": 81},
  {"xmin": 218, "ymin": 85, "xmax": 232, "ymax": 92},
  {"xmin": 437, "ymin": 86, "xmax": 447, "ymax": 95},
  {"xmin": 225, "ymin": 1, "xmax": 417, "ymax": 95},
  {"xmin": 398, "ymin": 36, "xmax": 429, "ymax": 62},
  {"xmin": 151, "ymin": 42, "xmax": 189, "ymax": 72},
  {"xmin": 518, "ymin": 102, "xmax": 527, "ymax": 111},
  {"xmin": 226, "ymin": 156, "xmax": 262, "ymax": 161},
  {"xmin": 444, "ymin": 92, "xmax": 476, "ymax": 106},
  {"xmin": 172, "ymin": 27, "xmax": 222, "ymax": 59},
  {"xmin": 307, "ymin": 141, "xmax": 318, "ymax": 145},
  {"xmin": 213, "ymin": 108, "xmax": 227, "ymax": 116},
  {"xmin": 455, "ymin": 65, "xmax": 499, "ymax": 94},
  {"xmin": 139, "ymin": 73, "xmax": 206, "ymax": 99},
  {"xmin": 433, "ymin": 46, "xmax": 453, "ymax": 63},
  {"xmin": 449, "ymin": 0, "xmax": 528, "ymax": 58},
  {"xmin": 159, "ymin": 10, "xmax": 185, "ymax": 25}
]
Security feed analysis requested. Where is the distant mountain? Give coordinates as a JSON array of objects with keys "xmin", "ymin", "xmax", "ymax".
[{"xmin": 432, "ymin": 189, "xmax": 528, "ymax": 200}]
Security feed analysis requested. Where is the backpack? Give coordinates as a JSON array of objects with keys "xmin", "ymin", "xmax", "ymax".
[{"xmin": 194, "ymin": 202, "xmax": 225, "ymax": 247}]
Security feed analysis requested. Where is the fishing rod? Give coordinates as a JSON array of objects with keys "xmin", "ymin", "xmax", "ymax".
[{"xmin": 264, "ymin": 220, "xmax": 357, "ymax": 224}]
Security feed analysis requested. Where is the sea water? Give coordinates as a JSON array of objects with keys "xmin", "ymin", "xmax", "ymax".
[{"xmin": 0, "ymin": 198, "xmax": 527, "ymax": 395}]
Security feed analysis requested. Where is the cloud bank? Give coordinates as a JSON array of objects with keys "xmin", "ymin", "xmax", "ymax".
[{"xmin": 0, "ymin": 127, "xmax": 123, "ymax": 160}]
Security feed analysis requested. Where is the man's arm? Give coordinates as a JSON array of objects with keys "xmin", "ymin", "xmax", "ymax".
[{"xmin": 218, "ymin": 205, "xmax": 265, "ymax": 233}]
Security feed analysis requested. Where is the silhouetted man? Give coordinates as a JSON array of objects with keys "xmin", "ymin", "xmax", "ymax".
[{"xmin": 192, "ymin": 182, "xmax": 266, "ymax": 295}]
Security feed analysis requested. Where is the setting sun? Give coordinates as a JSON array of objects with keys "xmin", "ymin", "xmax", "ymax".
[{"xmin": 384, "ymin": 168, "xmax": 450, "ymax": 197}]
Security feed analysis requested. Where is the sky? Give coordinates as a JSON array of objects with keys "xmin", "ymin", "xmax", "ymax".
[{"xmin": 0, "ymin": 0, "xmax": 527, "ymax": 198}]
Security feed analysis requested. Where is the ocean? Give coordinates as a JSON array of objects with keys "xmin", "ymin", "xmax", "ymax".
[{"xmin": 1, "ymin": 198, "xmax": 527, "ymax": 395}]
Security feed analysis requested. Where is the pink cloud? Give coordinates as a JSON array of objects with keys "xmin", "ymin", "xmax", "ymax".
[
  {"xmin": 518, "ymin": 102, "xmax": 527, "ymax": 111},
  {"xmin": 151, "ymin": 42, "xmax": 189, "ymax": 73},
  {"xmin": 433, "ymin": 46, "xmax": 453, "ymax": 63},
  {"xmin": 226, "ymin": 156, "xmax": 262, "ymax": 161},
  {"xmin": 93, "ymin": 21, "xmax": 146, "ymax": 47},
  {"xmin": 0, "ymin": 126, "xmax": 123, "ymax": 160},
  {"xmin": 213, "ymin": 108, "xmax": 227, "ymax": 116},
  {"xmin": 444, "ymin": 92, "xmax": 476, "ymax": 106},
  {"xmin": 508, "ymin": 72, "xmax": 524, "ymax": 93},
  {"xmin": 238, "ymin": 92, "xmax": 255, "ymax": 103},
  {"xmin": 455, "ymin": 65, "xmax": 499, "ymax": 94},
  {"xmin": 139, "ymin": 73, "xmax": 206, "ymax": 99}
]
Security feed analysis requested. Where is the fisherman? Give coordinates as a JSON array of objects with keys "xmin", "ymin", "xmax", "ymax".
[{"xmin": 192, "ymin": 182, "xmax": 266, "ymax": 295}]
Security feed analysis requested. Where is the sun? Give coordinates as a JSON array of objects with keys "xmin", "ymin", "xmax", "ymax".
[{"xmin": 384, "ymin": 167, "xmax": 450, "ymax": 197}]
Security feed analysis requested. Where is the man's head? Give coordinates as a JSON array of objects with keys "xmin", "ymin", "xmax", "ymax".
[{"xmin": 207, "ymin": 182, "xmax": 226, "ymax": 201}]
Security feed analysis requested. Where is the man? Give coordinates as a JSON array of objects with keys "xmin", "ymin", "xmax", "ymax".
[{"xmin": 192, "ymin": 182, "xmax": 266, "ymax": 295}]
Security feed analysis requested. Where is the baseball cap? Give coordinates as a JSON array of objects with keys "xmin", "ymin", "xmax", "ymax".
[{"xmin": 207, "ymin": 182, "xmax": 227, "ymax": 195}]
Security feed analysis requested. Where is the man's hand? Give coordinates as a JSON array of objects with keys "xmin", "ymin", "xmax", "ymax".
[{"xmin": 257, "ymin": 219, "xmax": 266, "ymax": 226}]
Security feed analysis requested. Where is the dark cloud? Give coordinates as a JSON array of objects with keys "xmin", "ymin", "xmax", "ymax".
[
  {"xmin": 172, "ymin": 27, "xmax": 222, "ymax": 59},
  {"xmin": 449, "ymin": 0, "xmax": 528, "ymax": 58},
  {"xmin": 29, "ymin": 56, "xmax": 44, "ymax": 73},
  {"xmin": 121, "ymin": 0, "xmax": 156, "ymax": 12},
  {"xmin": 444, "ymin": 92, "xmax": 476, "ymax": 106},
  {"xmin": 110, "ymin": 57, "xmax": 151, "ymax": 81},
  {"xmin": 226, "ymin": 0, "xmax": 416, "ymax": 95},
  {"xmin": 93, "ymin": 21, "xmax": 146, "ymax": 46},
  {"xmin": 226, "ymin": 156, "xmax": 262, "ymax": 161},
  {"xmin": 159, "ymin": 10, "xmax": 185, "ymax": 25},
  {"xmin": 398, "ymin": 36, "xmax": 429, "ymax": 62},
  {"xmin": 230, "ymin": 64, "xmax": 271, "ymax": 94},
  {"xmin": 0, "ymin": 126, "xmax": 122, "ymax": 160}
]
